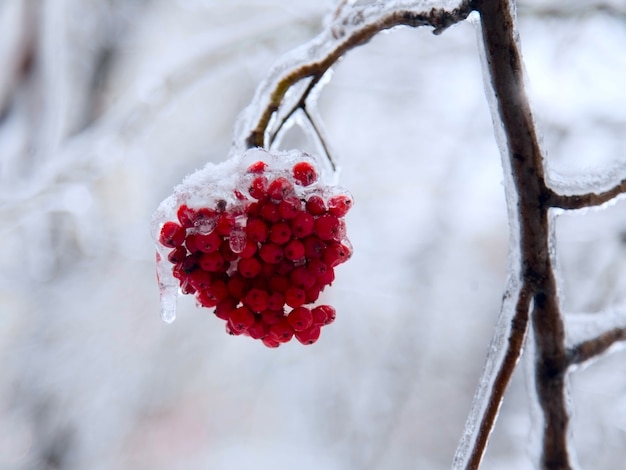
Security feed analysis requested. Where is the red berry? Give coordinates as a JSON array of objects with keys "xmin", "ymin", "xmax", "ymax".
[
  {"xmin": 284, "ymin": 239, "xmax": 305, "ymax": 261},
  {"xmin": 328, "ymin": 194, "xmax": 353, "ymax": 217},
  {"xmin": 292, "ymin": 161, "xmax": 317, "ymax": 186},
  {"xmin": 220, "ymin": 240, "xmax": 239, "ymax": 262},
  {"xmin": 307, "ymin": 258, "xmax": 328, "ymax": 277},
  {"xmin": 246, "ymin": 160, "xmax": 267, "ymax": 173},
  {"xmin": 278, "ymin": 198, "xmax": 301, "ymax": 220},
  {"xmin": 295, "ymin": 325, "xmax": 321, "ymax": 345},
  {"xmin": 316, "ymin": 266, "xmax": 335, "ymax": 287},
  {"xmin": 305, "ymin": 195, "xmax": 326, "ymax": 215},
  {"xmin": 167, "ymin": 246, "xmax": 187, "ymax": 264},
  {"xmin": 184, "ymin": 234, "xmax": 200, "ymax": 254},
  {"xmin": 208, "ymin": 279, "xmax": 229, "ymax": 302},
  {"xmin": 259, "ymin": 243, "xmax": 284, "ymax": 264},
  {"xmin": 229, "ymin": 306, "xmax": 255, "ymax": 333},
  {"xmin": 159, "ymin": 221, "xmax": 186, "ymax": 248},
  {"xmin": 238, "ymin": 257, "xmax": 262, "ymax": 278},
  {"xmin": 239, "ymin": 240, "xmax": 257, "ymax": 259},
  {"xmin": 312, "ymin": 305, "xmax": 336, "ymax": 325},
  {"xmin": 195, "ymin": 231, "xmax": 221, "ymax": 253},
  {"xmin": 246, "ymin": 219, "xmax": 268, "ymax": 243},
  {"xmin": 268, "ymin": 275, "xmax": 290, "ymax": 293},
  {"xmin": 228, "ymin": 275, "xmax": 250, "ymax": 298},
  {"xmin": 214, "ymin": 298, "xmax": 238, "ymax": 320},
  {"xmin": 177, "ymin": 205, "xmax": 196, "ymax": 228},
  {"xmin": 262, "ymin": 336, "xmax": 281, "ymax": 348},
  {"xmin": 285, "ymin": 287, "xmax": 306, "ymax": 308},
  {"xmin": 276, "ymin": 260, "xmax": 294, "ymax": 276},
  {"xmin": 291, "ymin": 212, "xmax": 315, "ymax": 238},
  {"xmin": 290, "ymin": 266, "xmax": 316, "ymax": 290},
  {"xmin": 314, "ymin": 215, "xmax": 340, "ymax": 241},
  {"xmin": 248, "ymin": 176, "xmax": 268, "ymax": 199},
  {"xmin": 216, "ymin": 214, "xmax": 235, "ymax": 236},
  {"xmin": 269, "ymin": 319, "xmax": 294, "ymax": 343},
  {"xmin": 188, "ymin": 269, "xmax": 212, "ymax": 290},
  {"xmin": 305, "ymin": 285, "xmax": 322, "ymax": 303},
  {"xmin": 287, "ymin": 307, "xmax": 313, "ymax": 331},
  {"xmin": 303, "ymin": 236, "xmax": 325, "ymax": 259},
  {"xmin": 267, "ymin": 177, "xmax": 294, "ymax": 200},
  {"xmin": 243, "ymin": 288, "xmax": 269, "ymax": 313},
  {"xmin": 269, "ymin": 222, "xmax": 292, "ymax": 245},
  {"xmin": 323, "ymin": 242, "xmax": 352, "ymax": 267},
  {"xmin": 197, "ymin": 290, "xmax": 219, "ymax": 308},
  {"xmin": 246, "ymin": 201, "xmax": 261, "ymax": 217},
  {"xmin": 247, "ymin": 320, "xmax": 269, "ymax": 340},
  {"xmin": 225, "ymin": 321, "xmax": 243, "ymax": 336},
  {"xmin": 260, "ymin": 202, "xmax": 281, "ymax": 223},
  {"xmin": 200, "ymin": 251, "xmax": 226, "ymax": 272},
  {"xmin": 261, "ymin": 309, "xmax": 284, "ymax": 325},
  {"xmin": 267, "ymin": 292, "xmax": 285, "ymax": 310}
]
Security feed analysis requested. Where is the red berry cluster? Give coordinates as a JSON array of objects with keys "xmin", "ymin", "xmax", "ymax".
[{"xmin": 157, "ymin": 157, "xmax": 352, "ymax": 347}]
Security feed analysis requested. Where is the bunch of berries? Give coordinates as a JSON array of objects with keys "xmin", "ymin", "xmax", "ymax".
[{"xmin": 156, "ymin": 150, "xmax": 352, "ymax": 347}]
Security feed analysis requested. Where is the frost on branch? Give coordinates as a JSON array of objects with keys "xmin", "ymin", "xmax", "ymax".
[{"xmin": 151, "ymin": 148, "xmax": 353, "ymax": 347}]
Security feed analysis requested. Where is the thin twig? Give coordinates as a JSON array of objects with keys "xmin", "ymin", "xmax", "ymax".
[
  {"xmin": 568, "ymin": 327, "xmax": 626, "ymax": 366},
  {"xmin": 547, "ymin": 180, "xmax": 626, "ymax": 210}
]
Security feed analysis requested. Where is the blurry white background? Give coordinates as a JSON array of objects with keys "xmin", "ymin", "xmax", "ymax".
[{"xmin": 1, "ymin": 1, "xmax": 625, "ymax": 469}]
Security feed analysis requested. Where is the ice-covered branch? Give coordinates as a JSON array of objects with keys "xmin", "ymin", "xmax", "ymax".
[
  {"xmin": 547, "ymin": 179, "xmax": 626, "ymax": 210},
  {"xmin": 566, "ymin": 308, "xmax": 626, "ymax": 367},
  {"xmin": 234, "ymin": 0, "xmax": 475, "ymax": 152}
]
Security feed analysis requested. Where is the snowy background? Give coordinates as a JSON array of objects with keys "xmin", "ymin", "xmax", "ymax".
[{"xmin": 1, "ymin": 0, "xmax": 626, "ymax": 469}]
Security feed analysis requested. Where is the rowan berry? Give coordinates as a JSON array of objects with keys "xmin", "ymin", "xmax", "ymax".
[
  {"xmin": 292, "ymin": 161, "xmax": 317, "ymax": 186},
  {"xmin": 228, "ymin": 275, "xmax": 250, "ymax": 298},
  {"xmin": 246, "ymin": 160, "xmax": 267, "ymax": 173},
  {"xmin": 159, "ymin": 221, "xmax": 186, "ymax": 248},
  {"xmin": 247, "ymin": 320, "xmax": 269, "ymax": 340},
  {"xmin": 215, "ymin": 214, "xmax": 235, "ymax": 236},
  {"xmin": 307, "ymin": 258, "xmax": 328, "ymax": 277},
  {"xmin": 287, "ymin": 306, "xmax": 313, "ymax": 331},
  {"xmin": 267, "ymin": 177, "xmax": 294, "ymax": 200},
  {"xmin": 167, "ymin": 246, "xmax": 187, "ymax": 264},
  {"xmin": 269, "ymin": 319, "xmax": 294, "ymax": 342},
  {"xmin": 259, "ymin": 243, "xmax": 284, "ymax": 264},
  {"xmin": 276, "ymin": 260, "xmax": 294, "ymax": 276},
  {"xmin": 269, "ymin": 222, "xmax": 292, "ymax": 245},
  {"xmin": 188, "ymin": 269, "xmax": 212, "ymax": 290},
  {"xmin": 261, "ymin": 308, "xmax": 284, "ymax": 325},
  {"xmin": 229, "ymin": 306, "xmax": 255, "ymax": 333},
  {"xmin": 248, "ymin": 176, "xmax": 268, "ymax": 200},
  {"xmin": 268, "ymin": 275, "xmax": 290, "ymax": 293},
  {"xmin": 303, "ymin": 236, "xmax": 325, "ymax": 259},
  {"xmin": 314, "ymin": 215, "xmax": 340, "ymax": 241},
  {"xmin": 176, "ymin": 205, "xmax": 196, "ymax": 228},
  {"xmin": 285, "ymin": 287, "xmax": 306, "ymax": 308},
  {"xmin": 246, "ymin": 218, "xmax": 268, "ymax": 243},
  {"xmin": 316, "ymin": 267, "xmax": 335, "ymax": 287},
  {"xmin": 260, "ymin": 202, "xmax": 281, "ymax": 223},
  {"xmin": 238, "ymin": 240, "xmax": 257, "ymax": 259},
  {"xmin": 237, "ymin": 257, "xmax": 262, "ymax": 278},
  {"xmin": 220, "ymin": 240, "xmax": 239, "ymax": 262},
  {"xmin": 262, "ymin": 336, "xmax": 281, "ymax": 348},
  {"xmin": 246, "ymin": 201, "xmax": 261, "ymax": 217},
  {"xmin": 305, "ymin": 285, "xmax": 321, "ymax": 303},
  {"xmin": 323, "ymin": 242, "xmax": 352, "ymax": 267},
  {"xmin": 208, "ymin": 279, "xmax": 229, "ymax": 302},
  {"xmin": 284, "ymin": 239, "xmax": 305, "ymax": 261},
  {"xmin": 225, "ymin": 321, "xmax": 243, "ymax": 336},
  {"xmin": 195, "ymin": 231, "xmax": 221, "ymax": 253},
  {"xmin": 305, "ymin": 195, "xmax": 326, "ymax": 215},
  {"xmin": 295, "ymin": 325, "xmax": 321, "ymax": 345},
  {"xmin": 243, "ymin": 288, "xmax": 269, "ymax": 313},
  {"xmin": 200, "ymin": 251, "xmax": 226, "ymax": 272},
  {"xmin": 267, "ymin": 292, "xmax": 285, "ymax": 311},
  {"xmin": 278, "ymin": 198, "xmax": 301, "ymax": 219},
  {"xmin": 290, "ymin": 267, "xmax": 316, "ymax": 290},
  {"xmin": 327, "ymin": 194, "xmax": 353, "ymax": 217},
  {"xmin": 214, "ymin": 298, "xmax": 238, "ymax": 320},
  {"xmin": 197, "ymin": 290, "xmax": 219, "ymax": 308},
  {"xmin": 291, "ymin": 212, "xmax": 315, "ymax": 238},
  {"xmin": 312, "ymin": 305, "xmax": 336, "ymax": 325},
  {"xmin": 184, "ymin": 233, "xmax": 200, "ymax": 254}
]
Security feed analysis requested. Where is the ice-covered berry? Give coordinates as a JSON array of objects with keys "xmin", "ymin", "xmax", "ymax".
[{"xmin": 153, "ymin": 148, "xmax": 354, "ymax": 348}]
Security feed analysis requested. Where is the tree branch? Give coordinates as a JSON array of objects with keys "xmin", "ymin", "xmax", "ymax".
[
  {"xmin": 236, "ymin": 0, "xmax": 475, "ymax": 152},
  {"xmin": 568, "ymin": 327, "xmax": 626, "ymax": 366},
  {"xmin": 547, "ymin": 179, "xmax": 626, "ymax": 210}
]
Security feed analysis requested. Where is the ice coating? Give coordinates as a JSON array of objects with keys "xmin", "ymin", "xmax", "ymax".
[{"xmin": 150, "ymin": 147, "xmax": 351, "ymax": 329}]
